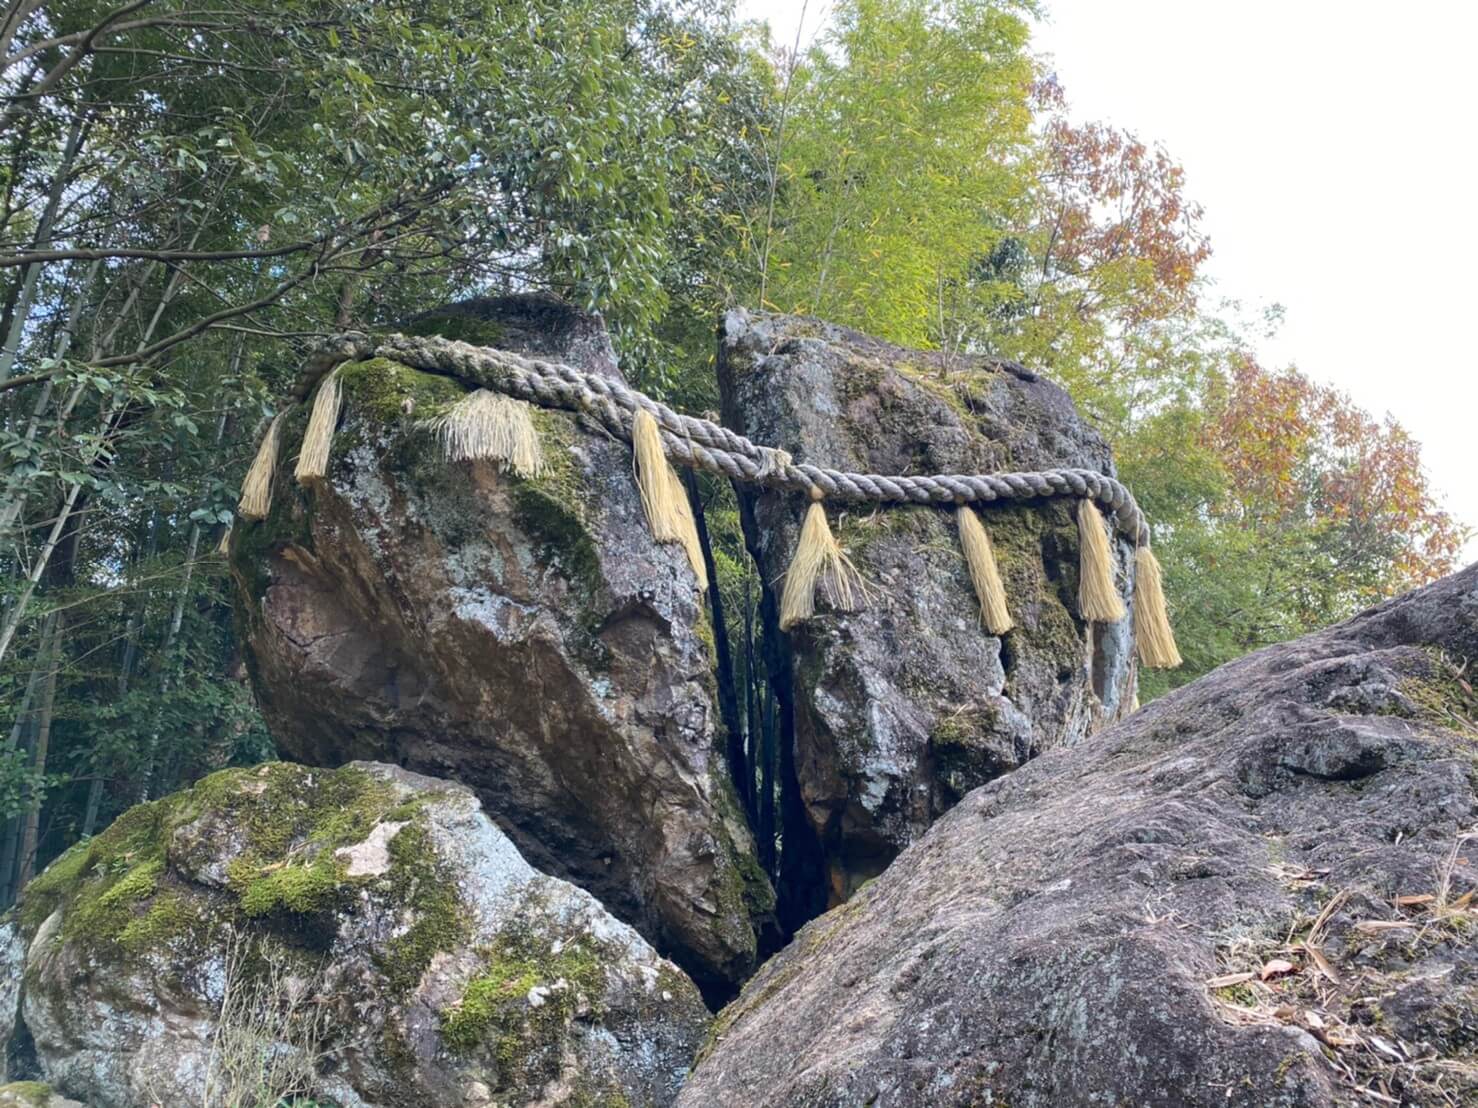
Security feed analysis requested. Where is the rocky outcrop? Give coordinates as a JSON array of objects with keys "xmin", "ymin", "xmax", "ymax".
[
  {"xmin": 233, "ymin": 295, "xmax": 772, "ymax": 996},
  {"xmin": 7, "ymin": 761, "xmax": 709, "ymax": 1107},
  {"xmin": 679, "ymin": 563, "xmax": 1478, "ymax": 1107},
  {"xmin": 718, "ymin": 311, "xmax": 1137, "ymax": 917}
]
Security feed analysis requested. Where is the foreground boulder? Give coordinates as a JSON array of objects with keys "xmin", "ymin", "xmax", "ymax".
[
  {"xmin": 0, "ymin": 1084, "xmax": 81, "ymax": 1108},
  {"xmin": 6, "ymin": 762, "xmax": 709, "ymax": 1107},
  {"xmin": 718, "ymin": 311, "xmax": 1137, "ymax": 915},
  {"xmin": 681, "ymin": 564, "xmax": 1478, "ymax": 1107},
  {"xmin": 233, "ymin": 295, "xmax": 771, "ymax": 995}
]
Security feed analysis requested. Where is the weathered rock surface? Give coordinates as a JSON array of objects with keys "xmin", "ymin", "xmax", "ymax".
[
  {"xmin": 0, "ymin": 1083, "xmax": 83, "ymax": 1108},
  {"xmin": 718, "ymin": 310, "xmax": 1138, "ymax": 914},
  {"xmin": 681, "ymin": 564, "xmax": 1478, "ymax": 1107},
  {"xmin": 7, "ymin": 761, "xmax": 710, "ymax": 1107},
  {"xmin": 233, "ymin": 295, "xmax": 771, "ymax": 995}
]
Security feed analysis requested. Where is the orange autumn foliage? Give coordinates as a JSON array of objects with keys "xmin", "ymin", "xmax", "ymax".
[{"xmin": 1207, "ymin": 357, "xmax": 1464, "ymax": 594}]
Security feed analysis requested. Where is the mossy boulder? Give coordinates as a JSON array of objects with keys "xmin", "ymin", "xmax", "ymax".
[
  {"xmin": 718, "ymin": 310, "xmax": 1137, "ymax": 918},
  {"xmin": 0, "ymin": 1084, "xmax": 82, "ymax": 1108},
  {"xmin": 3, "ymin": 762, "xmax": 709, "ymax": 1107},
  {"xmin": 230, "ymin": 295, "xmax": 771, "ymax": 998}
]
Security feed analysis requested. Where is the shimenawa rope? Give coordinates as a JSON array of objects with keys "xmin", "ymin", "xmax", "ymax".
[{"xmin": 242, "ymin": 331, "xmax": 1180, "ymax": 667}]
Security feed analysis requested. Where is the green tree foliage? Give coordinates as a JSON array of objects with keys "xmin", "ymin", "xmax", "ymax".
[
  {"xmin": 0, "ymin": 0, "xmax": 766, "ymax": 894},
  {"xmin": 755, "ymin": 0, "xmax": 1037, "ymax": 346}
]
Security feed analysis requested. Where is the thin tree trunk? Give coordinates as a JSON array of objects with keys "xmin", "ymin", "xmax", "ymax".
[
  {"xmin": 0, "ymin": 117, "xmax": 84, "ymax": 384},
  {"xmin": 139, "ymin": 401, "xmax": 229, "ymax": 801},
  {"xmin": 0, "ymin": 230, "xmax": 200, "ymax": 662},
  {"xmin": 0, "ymin": 0, "xmax": 46, "ymax": 67},
  {"xmin": 0, "ymin": 478, "xmax": 81, "ymax": 665},
  {"xmin": 0, "ymin": 608, "xmax": 55, "ymax": 904},
  {"xmin": 16, "ymin": 609, "xmax": 61, "ymax": 894},
  {"xmin": 81, "ymin": 498, "xmax": 162, "ymax": 835},
  {"xmin": 0, "ymin": 258, "xmax": 99, "ymax": 536},
  {"xmin": 4, "ymin": 626, "xmax": 45, "ymax": 747}
]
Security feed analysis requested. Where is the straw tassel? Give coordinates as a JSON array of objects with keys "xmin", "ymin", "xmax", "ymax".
[
  {"xmin": 956, "ymin": 507, "xmax": 1012, "ymax": 635},
  {"xmin": 1133, "ymin": 545, "xmax": 1182, "ymax": 668},
  {"xmin": 238, "ymin": 412, "xmax": 285, "ymax": 520},
  {"xmin": 1076, "ymin": 498, "xmax": 1125, "ymax": 622},
  {"xmin": 428, "ymin": 389, "xmax": 545, "ymax": 476},
  {"xmin": 779, "ymin": 498, "xmax": 864, "ymax": 631},
  {"xmin": 631, "ymin": 408, "xmax": 708, "ymax": 590},
  {"xmin": 295, "ymin": 368, "xmax": 342, "ymax": 484},
  {"xmin": 216, "ymin": 524, "xmax": 232, "ymax": 556}
]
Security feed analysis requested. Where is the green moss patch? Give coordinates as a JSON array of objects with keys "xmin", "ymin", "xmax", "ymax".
[
  {"xmin": 404, "ymin": 311, "xmax": 509, "ymax": 348},
  {"xmin": 0, "ymin": 1082, "xmax": 56, "ymax": 1107},
  {"xmin": 374, "ymin": 821, "xmax": 470, "ymax": 995},
  {"xmin": 711, "ymin": 774, "xmax": 775, "ymax": 926},
  {"xmin": 185, "ymin": 763, "xmax": 393, "ymax": 862},
  {"xmin": 338, "ymin": 355, "xmax": 467, "ymax": 427},
  {"xmin": 1397, "ymin": 648, "xmax": 1478, "ymax": 737},
  {"xmin": 987, "ymin": 502, "xmax": 1085, "ymax": 676},
  {"xmin": 441, "ymin": 910, "xmax": 611, "ymax": 1092},
  {"xmin": 233, "ymin": 855, "xmax": 348, "ymax": 917},
  {"xmin": 511, "ymin": 483, "xmax": 604, "ymax": 603},
  {"xmin": 18, "ymin": 792, "xmax": 188, "ymax": 943},
  {"xmin": 16, "ymin": 764, "xmax": 473, "ymax": 986},
  {"xmin": 930, "ymin": 703, "xmax": 1007, "ymax": 801}
]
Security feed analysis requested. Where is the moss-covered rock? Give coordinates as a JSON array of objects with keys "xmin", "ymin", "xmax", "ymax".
[
  {"xmin": 6, "ymin": 762, "xmax": 709, "ymax": 1108},
  {"xmin": 0, "ymin": 1083, "xmax": 82, "ymax": 1108}
]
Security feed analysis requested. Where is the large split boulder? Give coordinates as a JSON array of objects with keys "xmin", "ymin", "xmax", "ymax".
[
  {"xmin": 232, "ymin": 295, "xmax": 771, "ymax": 996},
  {"xmin": 679, "ymin": 563, "xmax": 1478, "ymax": 1107},
  {"xmin": 4, "ymin": 761, "xmax": 710, "ymax": 1107},
  {"xmin": 718, "ymin": 310, "xmax": 1138, "ymax": 914}
]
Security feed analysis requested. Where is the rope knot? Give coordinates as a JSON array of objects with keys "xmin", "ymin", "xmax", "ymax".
[{"xmin": 757, "ymin": 446, "xmax": 792, "ymax": 479}]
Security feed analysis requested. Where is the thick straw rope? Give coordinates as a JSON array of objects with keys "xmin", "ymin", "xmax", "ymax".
[{"xmin": 304, "ymin": 332, "xmax": 1153, "ymax": 548}]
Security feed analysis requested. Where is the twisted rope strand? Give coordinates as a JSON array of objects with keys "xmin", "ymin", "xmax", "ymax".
[{"xmin": 307, "ymin": 332, "xmax": 1152, "ymax": 547}]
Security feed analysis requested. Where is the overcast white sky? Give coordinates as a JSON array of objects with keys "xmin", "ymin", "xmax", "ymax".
[{"xmin": 738, "ymin": 0, "xmax": 1478, "ymax": 561}]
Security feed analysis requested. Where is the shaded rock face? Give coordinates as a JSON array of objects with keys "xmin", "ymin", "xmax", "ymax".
[
  {"xmin": 679, "ymin": 565, "xmax": 1478, "ymax": 1108},
  {"xmin": 6, "ymin": 762, "xmax": 709, "ymax": 1108},
  {"xmin": 718, "ymin": 310, "xmax": 1137, "ymax": 915},
  {"xmin": 234, "ymin": 295, "xmax": 771, "ymax": 997}
]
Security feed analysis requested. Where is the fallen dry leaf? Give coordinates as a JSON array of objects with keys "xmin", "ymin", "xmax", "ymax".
[
  {"xmin": 1353, "ymin": 920, "xmax": 1415, "ymax": 933},
  {"xmin": 1206, "ymin": 971, "xmax": 1255, "ymax": 989},
  {"xmin": 1393, "ymin": 894, "xmax": 1435, "ymax": 907},
  {"xmin": 1259, "ymin": 958, "xmax": 1298, "ymax": 980},
  {"xmin": 1301, "ymin": 942, "xmax": 1339, "ymax": 984},
  {"xmin": 1308, "ymin": 888, "xmax": 1349, "ymax": 943},
  {"xmin": 1366, "ymin": 1035, "xmax": 1404, "ymax": 1062}
]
